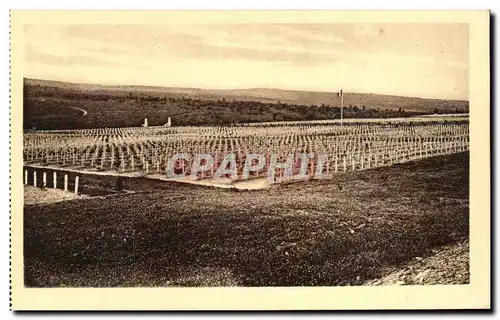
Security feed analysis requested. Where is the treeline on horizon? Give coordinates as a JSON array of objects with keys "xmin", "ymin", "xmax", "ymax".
[{"xmin": 23, "ymin": 83, "xmax": 469, "ymax": 130}]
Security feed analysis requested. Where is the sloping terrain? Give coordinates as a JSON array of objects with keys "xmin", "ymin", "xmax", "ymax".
[
  {"xmin": 25, "ymin": 78, "xmax": 469, "ymax": 111},
  {"xmin": 24, "ymin": 152, "xmax": 469, "ymax": 287},
  {"xmin": 366, "ymin": 240, "xmax": 469, "ymax": 285},
  {"xmin": 23, "ymin": 78, "xmax": 468, "ymax": 129}
]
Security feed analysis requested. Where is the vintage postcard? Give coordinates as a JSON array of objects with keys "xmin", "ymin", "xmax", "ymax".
[{"xmin": 10, "ymin": 10, "xmax": 490, "ymax": 310}]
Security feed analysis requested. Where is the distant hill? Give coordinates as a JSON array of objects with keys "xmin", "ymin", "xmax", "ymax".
[
  {"xmin": 25, "ymin": 78, "xmax": 469, "ymax": 113},
  {"xmin": 23, "ymin": 78, "xmax": 469, "ymax": 129}
]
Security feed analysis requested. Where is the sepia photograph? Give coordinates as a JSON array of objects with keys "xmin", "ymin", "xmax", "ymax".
[{"xmin": 9, "ymin": 10, "xmax": 490, "ymax": 310}]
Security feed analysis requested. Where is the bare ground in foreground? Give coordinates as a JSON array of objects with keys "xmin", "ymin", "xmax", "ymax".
[
  {"xmin": 24, "ymin": 152, "xmax": 469, "ymax": 287},
  {"xmin": 24, "ymin": 186, "xmax": 85, "ymax": 206}
]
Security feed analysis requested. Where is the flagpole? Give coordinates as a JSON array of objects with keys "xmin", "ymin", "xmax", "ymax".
[{"xmin": 340, "ymin": 89, "xmax": 344, "ymax": 126}]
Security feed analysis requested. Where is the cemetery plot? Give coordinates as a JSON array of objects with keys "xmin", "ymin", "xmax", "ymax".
[
  {"xmin": 23, "ymin": 117, "xmax": 469, "ymax": 186},
  {"xmin": 22, "ymin": 117, "xmax": 470, "ymax": 287}
]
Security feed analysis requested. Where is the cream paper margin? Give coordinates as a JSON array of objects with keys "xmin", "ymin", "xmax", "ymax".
[{"xmin": 10, "ymin": 10, "xmax": 490, "ymax": 310}]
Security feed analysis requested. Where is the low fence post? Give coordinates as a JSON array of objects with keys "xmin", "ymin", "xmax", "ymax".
[
  {"xmin": 64, "ymin": 174, "xmax": 68, "ymax": 191},
  {"xmin": 33, "ymin": 171, "xmax": 37, "ymax": 187},
  {"xmin": 24, "ymin": 170, "xmax": 28, "ymax": 185},
  {"xmin": 53, "ymin": 172, "xmax": 57, "ymax": 189},
  {"xmin": 43, "ymin": 172, "xmax": 47, "ymax": 188},
  {"xmin": 74, "ymin": 176, "xmax": 79, "ymax": 194}
]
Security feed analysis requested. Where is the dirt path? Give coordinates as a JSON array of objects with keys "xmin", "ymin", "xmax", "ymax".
[{"xmin": 68, "ymin": 106, "xmax": 88, "ymax": 116}]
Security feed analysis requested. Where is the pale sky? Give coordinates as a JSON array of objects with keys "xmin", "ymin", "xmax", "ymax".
[{"xmin": 24, "ymin": 23, "xmax": 469, "ymax": 100}]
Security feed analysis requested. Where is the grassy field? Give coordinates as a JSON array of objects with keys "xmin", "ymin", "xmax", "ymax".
[
  {"xmin": 24, "ymin": 78, "xmax": 469, "ymax": 129},
  {"xmin": 24, "ymin": 152, "xmax": 469, "ymax": 287}
]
